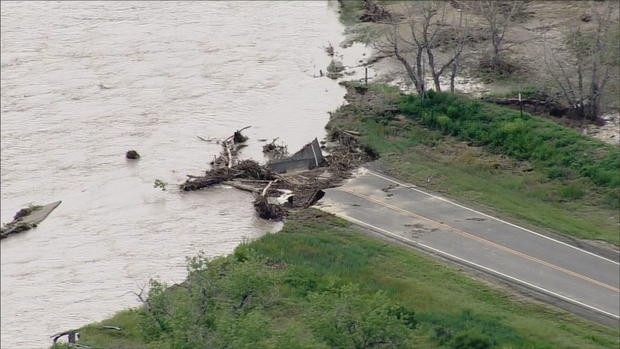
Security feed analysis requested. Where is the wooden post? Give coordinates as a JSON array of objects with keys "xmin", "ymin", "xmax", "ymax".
[{"xmin": 365, "ymin": 67, "xmax": 368, "ymax": 85}]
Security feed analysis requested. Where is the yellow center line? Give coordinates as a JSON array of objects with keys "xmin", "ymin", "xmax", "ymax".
[{"xmin": 339, "ymin": 187, "xmax": 620, "ymax": 293}]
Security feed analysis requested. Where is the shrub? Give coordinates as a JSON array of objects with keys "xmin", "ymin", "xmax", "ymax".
[
  {"xmin": 451, "ymin": 329, "xmax": 493, "ymax": 349},
  {"xmin": 559, "ymin": 185, "xmax": 586, "ymax": 200},
  {"xmin": 306, "ymin": 284, "xmax": 415, "ymax": 348},
  {"xmin": 397, "ymin": 92, "xmax": 620, "ymax": 190}
]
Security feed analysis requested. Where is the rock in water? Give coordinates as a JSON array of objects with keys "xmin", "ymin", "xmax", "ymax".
[{"xmin": 126, "ymin": 150, "xmax": 140, "ymax": 159}]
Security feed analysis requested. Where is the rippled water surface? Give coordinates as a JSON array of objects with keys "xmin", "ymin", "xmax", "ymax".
[{"xmin": 1, "ymin": 1, "xmax": 355, "ymax": 347}]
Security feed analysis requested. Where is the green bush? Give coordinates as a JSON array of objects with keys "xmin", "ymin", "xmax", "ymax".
[
  {"xmin": 559, "ymin": 185, "xmax": 586, "ymax": 200},
  {"xmin": 306, "ymin": 284, "xmax": 415, "ymax": 348},
  {"xmin": 398, "ymin": 92, "xmax": 620, "ymax": 189},
  {"xmin": 451, "ymin": 329, "xmax": 493, "ymax": 349}
]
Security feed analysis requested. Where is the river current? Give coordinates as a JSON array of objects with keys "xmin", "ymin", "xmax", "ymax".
[{"xmin": 0, "ymin": 1, "xmax": 361, "ymax": 347}]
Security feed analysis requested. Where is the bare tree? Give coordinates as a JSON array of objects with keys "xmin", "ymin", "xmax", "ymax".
[
  {"xmin": 375, "ymin": 1, "xmax": 469, "ymax": 94},
  {"xmin": 449, "ymin": 8, "xmax": 468, "ymax": 92},
  {"xmin": 478, "ymin": 0, "xmax": 522, "ymax": 69},
  {"xmin": 543, "ymin": 1, "xmax": 618, "ymax": 120},
  {"xmin": 375, "ymin": 12, "xmax": 426, "ymax": 94}
]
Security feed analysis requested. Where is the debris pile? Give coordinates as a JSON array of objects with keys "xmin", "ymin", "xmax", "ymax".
[
  {"xmin": 181, "ymin": 126, "xmax": 374, "ymax": 220},
  {"xmin": 262, "ymin": 137, "xmax": 288, "ymax": 159}
]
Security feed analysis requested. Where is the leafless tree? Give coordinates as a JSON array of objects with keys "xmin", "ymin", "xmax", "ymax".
[
  {"xmin": 543, "ymin": 1, "xmax": 618, "ymax": 120},
  {"xmin": 449, "ymin": 8, "xmax": 468, "ymax": 92},
  {"xmin": 375, "ymin": 11, "xmax": 426, "ymax": 94},
  {"xmin": 375, "ymin": 1, "xmax": 468, "ymax": 94},
  {"xmin": 478, "ymin": 0, "xmax": 523, "ymax": 69}
]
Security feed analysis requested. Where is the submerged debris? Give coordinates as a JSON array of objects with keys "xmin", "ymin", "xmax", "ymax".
[
  {"xmin": 233, "ymin": 126, "xmax": 250, "ymax": 143},
  {"xmin": 268, "ymin": 138, "xmax": 325, "ymax": 174},
  {"xmin": 253, "ymin": 196, "xmax": 285, "ymax": 220},
  {"xmin": 1, "ymin": 201, "xmax": 62, "ymax": 239},
  {"xmin": 325, "ymin": 42, "xmax": 335, "ymax": 57},
  {"xmin": 126, "ymin": 150, "xmax": 140, "ymax": 159},
  {"xmin": 326, "ymin": 59, "xmax": 345, "ymax": 79},
  {"xmin": 262, "ymin": 137, "xmax": 288, "ymax": 159}
]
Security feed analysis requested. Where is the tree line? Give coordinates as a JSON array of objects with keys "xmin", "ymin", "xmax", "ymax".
[{"xmin": 373, "ymin": 0, "xmax": 618, "ymax": 121}]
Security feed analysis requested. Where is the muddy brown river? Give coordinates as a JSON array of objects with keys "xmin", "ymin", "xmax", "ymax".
[{"xmin": 0, "ymin": 1, "xmax": 368, "ymax": 347}]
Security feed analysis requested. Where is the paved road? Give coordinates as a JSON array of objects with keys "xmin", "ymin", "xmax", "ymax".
[{"xmin": 316, "ymin": 168, "xmax": 620, "ymax": 324}]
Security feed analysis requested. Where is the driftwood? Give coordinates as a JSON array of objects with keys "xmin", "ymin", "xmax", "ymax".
[
  {"xmin": 181, "ymin": 161, "xmax": 277, "ymax": 191},
  {"xmin": 262, "ymin": 137, "xmax": 288, "ymax": 159},
  {"xmin": 261, "ymin": 179, "xmax": 279, "ymax": 196},
  {"xmin": 222, "ymin": 181, "xmax": 261, "ymax": 194},
  {"xmin": 224, "ymin": 141, "xmax": 233, "ymax": 168}
]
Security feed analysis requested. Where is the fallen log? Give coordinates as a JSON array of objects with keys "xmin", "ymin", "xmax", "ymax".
[
  {"xmin": 222, "ymin": 181, "xmax": 261, "ymax": 194},
  {"xmin": 261, "ymin": 179, "xmax": 279, "ymax": 196}
]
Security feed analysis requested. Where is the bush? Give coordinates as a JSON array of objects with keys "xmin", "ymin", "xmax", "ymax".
[
  {"xmin": 451, "ymin": 329, "xmax": 493, "ymax": 349},
  {"xmin": 559, "ymin": 185, "xmax": 586, "ymax": 200},
  {"xmin": 398, "ymin": 92, "xmax": 620, "ymax": 190},
  {"xmin": 306, "ymin": 284, "xmax": 416, "ymax": 348}
]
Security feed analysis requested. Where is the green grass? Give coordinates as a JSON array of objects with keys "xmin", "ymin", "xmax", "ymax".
[
  {"xmin": 327, "ymin": 83, "xmax": 620, "ymax": 245},
  {"xmin": 398, "ymin": 91, "xmax": 619, "ymax": 189},
  {"xmin": 65, "ymin": 210, "xmax": 619, "ymax": 349}
]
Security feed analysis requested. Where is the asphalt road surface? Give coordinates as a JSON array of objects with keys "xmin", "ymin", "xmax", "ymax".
[{"xmin": 316, "ymin": 168, "xmax": 620, "ymax": 325}]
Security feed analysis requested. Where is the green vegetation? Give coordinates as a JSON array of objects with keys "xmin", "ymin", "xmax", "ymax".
[
  {"xmin": 60, "ymin": 211, "xmax": 618, "ymax": 349},
  {"xmin": 328, "ymin": 83, "xmax": 619, "ymax": 244},
  {"xmin": 327, "ymin": 59, "xmax": 346, "ymax": 79},
  {"xmin": 154, "ymin": 179, "xmax": 168, "ymax": 191},
  {"xmin": 338, "ymin": 0, "xmax": 365, "ymax": 26},
  {"xmin": 13, "ymin": 204, "xmax": 42, "ymax": 220},
  {"xmin": 398, "ymin": 91, "xmax": 619, "ymax": 189}
]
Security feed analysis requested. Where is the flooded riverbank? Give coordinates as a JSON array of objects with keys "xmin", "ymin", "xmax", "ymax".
[{"xmin": 0, "ymin": 1, "xmax": 366, "ymax": 347}]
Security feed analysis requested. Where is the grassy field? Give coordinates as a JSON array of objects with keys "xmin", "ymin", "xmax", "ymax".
[
  {"xmin": 327, "ymin": 83, "xmax": 620, "ymax": 245},
  {"xmin": 53, "ymin": 210, "xmax": 618, "ymax": 349}
]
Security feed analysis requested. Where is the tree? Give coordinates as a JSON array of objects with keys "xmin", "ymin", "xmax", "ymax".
[
  {"xmin": 543, "ymin": 1, "xmax": 618, "ymax": 120},
  {"xmin": 376, "ymin": 1, "xmax": 468, "ymax": 94},
  {"xmin": 478, "ymin": 0, "xmax": 523, "ymax": 69}
]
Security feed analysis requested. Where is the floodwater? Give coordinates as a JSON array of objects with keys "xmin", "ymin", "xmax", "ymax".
[{"xmin": 0, "ymin": 1, "xmax": 367, "ymax": 347}]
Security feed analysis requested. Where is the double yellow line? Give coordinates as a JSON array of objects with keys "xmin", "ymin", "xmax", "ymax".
[{"xmin": 339, "ymin": 187, "xmax": 620, "ymax": 293}]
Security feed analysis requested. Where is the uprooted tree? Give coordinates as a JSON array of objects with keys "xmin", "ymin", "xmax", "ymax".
[
  {"xmin": 376, "ymin": 1, "xmax": 469, "ymax": 94},
  {"xmin": 543, "ymin": 1, "xmax": 619, "ymax": 121}
]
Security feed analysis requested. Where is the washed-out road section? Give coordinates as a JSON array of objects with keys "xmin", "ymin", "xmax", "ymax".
[{"xmin": 316, "ymin": 168, "xmax": 620, "ymax": 326}]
